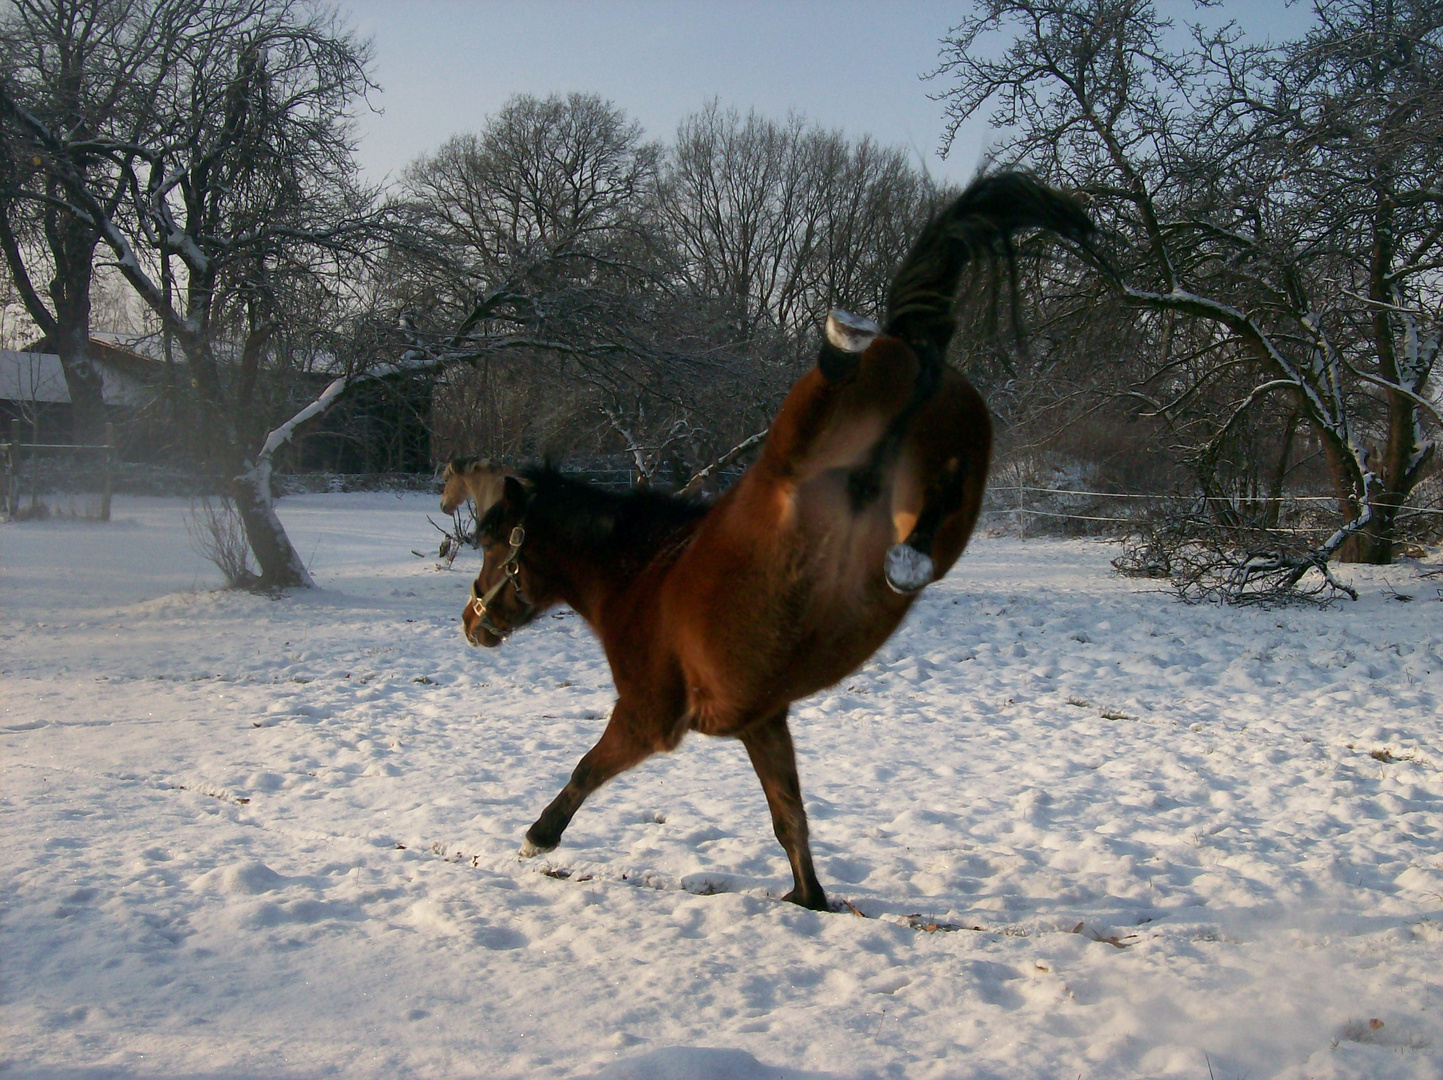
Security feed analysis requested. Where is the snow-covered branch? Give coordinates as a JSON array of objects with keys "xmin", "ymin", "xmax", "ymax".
[{"xmin": 681, "ymin": 429, "xmax": 768, "ymax": 495}]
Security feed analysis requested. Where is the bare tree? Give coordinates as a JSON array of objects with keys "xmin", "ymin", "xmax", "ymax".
[
  {"xmin": 661, "ymin": 104, "xmax": 820, "ymax": 338},
  {"xmin": 933, "ymin": 0, "xmax": 1443, "ymax": 591},
  {"xmin": 0, "ymin": 0, "xmax": 194, "ymax": 442},
  {"xmin": 397, "ymin": 93, "xmax": 761, "ymax": 470},
  {"xmin": 397, "ymin": 92, "xmax": 665, "ymax": 377},
  {"xmin": 1271, "ymin": 0, "xmax": 1443, "ymax": 561},
  {"xmin": 601, "ymin": 389, "xmax": 694, "ymax": 486},
  {"xmin": 806, "ymin": 133, "xmax": 950, "ymax": 331},
  {"xmin": 402, "ymin": 99, "xmax": 948, "ymax": 482},
  {"xmin": 660, "ymin": 104, "xmax": 944, "ymax": 340},
  {"xmin": 4, "ymin": 0, "xmax": 390, "ymax": 587},
  {"xmin": 404, "ymin": 93, "xmax": 659, "ymax": 288}
]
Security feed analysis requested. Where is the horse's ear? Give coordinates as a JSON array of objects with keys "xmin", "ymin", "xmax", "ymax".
[{"xmin": 818, "ymin": 309, "xmax": 879, "ymax": 381}]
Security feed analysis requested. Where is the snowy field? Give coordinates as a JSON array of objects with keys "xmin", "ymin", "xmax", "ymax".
[{"xmin": 3, "ymin": 492, "xmax": 1442, "ymax": 1080}]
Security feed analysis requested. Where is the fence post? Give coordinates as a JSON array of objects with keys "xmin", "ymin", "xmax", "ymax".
[
  {"xmin": 101, "ymin": 421, "xmax": 115, "ymax": 522},
  {"xmin": 7, "ymin": 418, "xmax": 19, "ymax": 521}
]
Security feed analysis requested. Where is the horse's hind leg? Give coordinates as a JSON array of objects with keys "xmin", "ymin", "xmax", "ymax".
[
  {"xmin": 739, "ymin": 709, "xmax": 828, "ymax": 911},
  {"xmin": 885, "ymin": 389, "xmax": 990, "ymax": 594},
  {"xmin": 520, "ymin": 704, "xmax": 656, "ymax": 857},
  {"xmin": 884, "ymin": 455, "xmax": 971, "ymax": 594}
]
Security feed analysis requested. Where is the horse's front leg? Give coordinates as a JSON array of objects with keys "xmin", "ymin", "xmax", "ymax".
[
  {"xmin": 520, "ymin": 701, "xmax": 658, "ymax": 857},
  {"xmin": 739, "ymin": 709, "xmax": 828, "ymax": 911}
]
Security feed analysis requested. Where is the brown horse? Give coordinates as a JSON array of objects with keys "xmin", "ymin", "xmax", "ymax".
[{"xmin": 460, "ymin": 173, "xmax": 1093, "ymax": 910}]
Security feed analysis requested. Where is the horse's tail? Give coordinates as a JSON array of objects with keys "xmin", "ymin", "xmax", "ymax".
[{"xmin": 883, "ymin": 171, "xmax": 1094, "ymax": 363}]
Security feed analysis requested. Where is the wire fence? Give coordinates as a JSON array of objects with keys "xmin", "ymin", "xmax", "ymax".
[
  {"xmin": 979, "ymin": 481, "xmax": 1443, "ymax": 538},
  {"xmin": 2, "ymin": 418, "xmax": 116, "ymax": 522},
  {"xmin": 5, "ymin": 428, "xmax": 1439, "ymax": 544}
]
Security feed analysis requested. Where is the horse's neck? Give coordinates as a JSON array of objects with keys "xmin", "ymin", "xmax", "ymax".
[
  {"xmin": 538, "ymin": 540, "xmax": 628, "ymax": 624},
  {"xmin": 468, "ymin": 473, "xmax": 505, "ymax": 508},
  {"xmin": 528, "ymin": 481, "xmax": 704, "ymax": 623}
]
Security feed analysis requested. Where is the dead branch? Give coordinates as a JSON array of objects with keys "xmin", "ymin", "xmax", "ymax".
[{"xmin": 681, "ymin": 428, "xmax": 768, "ymax": 495}]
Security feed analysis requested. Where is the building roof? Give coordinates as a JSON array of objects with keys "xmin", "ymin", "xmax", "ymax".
[
  {"xmin": 0, "ymin": 352, "xmax": 69, "ymax": 403},
  {"xmin": 0, "ymin": 349, "xmax": 156, "ymax": 406},
  {"xmin": 27, "ymin": 331, "xmax": 172, "ymax": 371}
]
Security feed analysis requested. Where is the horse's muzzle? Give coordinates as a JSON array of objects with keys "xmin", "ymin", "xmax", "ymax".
[
  {"xmin": 464, "ymin": 626, "xmax": 501, "ymax": 648},
  {"xmin": 463, "ymin": 612, "xmax": 502, "ymax": 648}
]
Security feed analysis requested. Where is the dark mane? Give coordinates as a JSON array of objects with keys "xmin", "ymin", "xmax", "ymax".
[{"xmin": 481, "ymin": 465, "xmax": 710, "ymax": 557}]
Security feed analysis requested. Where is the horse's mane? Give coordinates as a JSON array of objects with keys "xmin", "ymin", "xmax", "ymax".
[{"xmin": 482, "ymin": 465, "xmax": 710, "ymax": 557}]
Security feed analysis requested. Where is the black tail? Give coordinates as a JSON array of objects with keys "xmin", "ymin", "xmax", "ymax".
[{"xmin": 884, "ymin": 171, "xmax": 1094, "ymax": 362}]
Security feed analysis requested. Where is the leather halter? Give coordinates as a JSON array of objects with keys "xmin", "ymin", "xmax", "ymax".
[{"xmin": 469, "ymin": 525, "xmax": 532, "ymax": 640}]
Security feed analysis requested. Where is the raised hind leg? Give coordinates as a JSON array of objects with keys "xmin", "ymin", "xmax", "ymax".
[
  {"xmin": 520, "ymin": 702, "xmax": 659, "ymax": 857},
  {"xmin": 885, "ymin": 382, "xmax": 991, "ymax": 594},
  {"xmin": 739, "ymin": 709, "xmax": 827, "ymax": 911},
  {"xmin": 884, "ymin": 453, "xmax": 972, "ymax": 594}
]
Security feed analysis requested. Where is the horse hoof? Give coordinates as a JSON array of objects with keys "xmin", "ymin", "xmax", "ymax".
[
  {"xmin": 884, "ymin": 544, "xmax": 934, "ymax": 594},
  {"xmin": 781, "ymin": 888, "xmax": 830, "ymax": 911},
  {"xmin": 518, "ymin": 836, "xmax": 555, "ymax": 858}
]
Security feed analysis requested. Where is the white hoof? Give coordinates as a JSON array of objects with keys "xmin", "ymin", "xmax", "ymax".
[
  {"xmin": 885, "ymin": 543, "xmax": 934, "ymax": 594},
  {"xmin": 518, "ymin": 837, "xmax": 552, "ymax": 859}
]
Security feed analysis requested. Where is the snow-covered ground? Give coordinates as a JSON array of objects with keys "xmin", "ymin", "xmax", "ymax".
[{"xmin": 3, "ymin": 493, "xmax": 1441, "ymax": 1080}]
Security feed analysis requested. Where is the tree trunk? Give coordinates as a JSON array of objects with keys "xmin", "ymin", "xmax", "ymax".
[
  {"xmin": 1, "ymin": 201, "xmax": 107, "ymax": 444},
  {"xmin": 48, "ymin": 202, "xmax": 108, "ymax": 445},
  {"xmin": 1261, "ymin": 411, "xmax": 1300, "ymax": 532},
  {"xmin": 227, "ymin": 374, "xmax": 352, "ymax": 589},
  {"xmin": 1318, "ymin": 429, "xmax": 1377, "ymax": 564},
  {"xmin": 231, "ymin": 463, "xmax": 313, "ymax": 589},
  {"xmin": 53, "ymin": 315, "xmax": 107, "ymax": 446},
  {"xmin": 166, "ymin": 329, "xmax": 312, "ymax": 588},
  {"xmin": 1355, "ymin": 190, "xmax": 1433, "ymax": 566}
]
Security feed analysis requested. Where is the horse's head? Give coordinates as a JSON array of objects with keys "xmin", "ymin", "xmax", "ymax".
[
  {"xmin": 440, "ymin": 456, "xmax": 514, "ymax": 515},
  {"xmin": 461, "ymin": 473, "xmax": 554, "ymax": 647}
]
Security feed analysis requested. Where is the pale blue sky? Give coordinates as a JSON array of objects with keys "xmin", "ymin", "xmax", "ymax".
[{"xmin": 342, "ymin": 1, "xmax": 1316, "ymax": 188}]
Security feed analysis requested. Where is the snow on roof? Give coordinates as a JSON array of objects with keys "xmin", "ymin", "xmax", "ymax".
[
  {"xmin": 0, "ymin": 351, "xmax": 69, "ymax": 403},
  {"xmin": 0, "ymin": 350, "xmax": 155, "ymax": 406}
]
